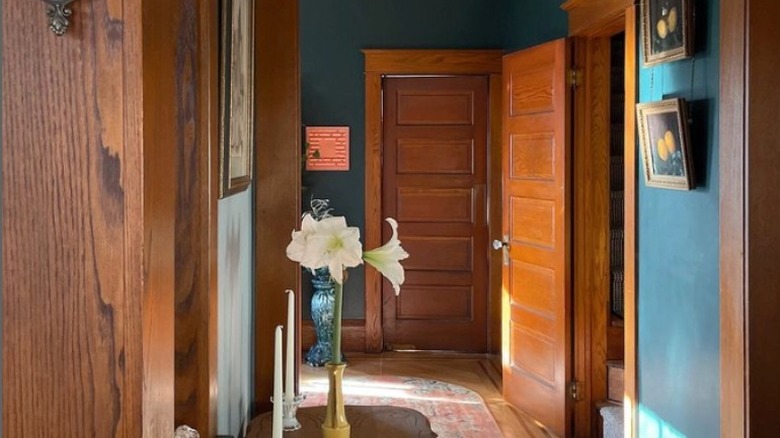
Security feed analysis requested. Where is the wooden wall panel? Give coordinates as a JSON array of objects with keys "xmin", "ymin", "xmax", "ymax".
[
  {"xmin": 2, "ymin": 0, "xmax": 179, "ymax": 436},
  {"xmin": 254, "ymin": 0, "xmax": 301, "ymax": 414},
  {"xmin": 174, "ymin": 0, "xmax": 219, "ymax": 435}
]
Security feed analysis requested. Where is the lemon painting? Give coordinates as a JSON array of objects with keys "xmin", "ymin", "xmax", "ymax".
[
  {"xmin": 649, "ymin": 0, "xmax": 684, "ymax": 54},
  {"xmin": 647, "ymin": 112, "xmax": 685, "ymax": 177}
]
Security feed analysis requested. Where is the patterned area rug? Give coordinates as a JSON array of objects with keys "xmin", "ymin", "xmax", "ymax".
[{"xmin": 301, "ymin": 374, "xmax": 503, "ymax": 438}]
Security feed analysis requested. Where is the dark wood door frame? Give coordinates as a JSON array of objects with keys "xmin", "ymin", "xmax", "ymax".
[
  {"xmin": 720, "ymin": 0, "xmax": 780, "ymax": 435},
  {"xmin": 363, "ymin": 50, "xmax": 503, "ymax": 353},
  {"xmin": 561, "ymin": 1, "xmax": 638, "ymax": 436}
]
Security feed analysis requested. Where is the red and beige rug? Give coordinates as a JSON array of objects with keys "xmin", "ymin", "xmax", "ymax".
[{"xmin": 300, "ymin": 374, "xmax": 503, "ymax": 438}]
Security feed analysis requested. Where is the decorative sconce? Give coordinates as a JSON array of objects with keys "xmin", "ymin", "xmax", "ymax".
[{"xmin": 41, "ymin": 0, "xmax": 76, "ymax": 36}]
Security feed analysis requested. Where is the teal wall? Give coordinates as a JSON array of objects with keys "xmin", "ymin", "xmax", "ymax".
[
  {"xmin": 637, "ymin": 0, "xmax": 720, "ymax": 436},
  {"xmin": 503, "ymin": 0, "xmax": 568, "ymax": 51},
  {"xmin": 300, "ymin": 0, "xmax": 505, "ymax": 318},
  {"xmin": 217, "ymin": 188, "xmax": 255, "ymax": 436}
]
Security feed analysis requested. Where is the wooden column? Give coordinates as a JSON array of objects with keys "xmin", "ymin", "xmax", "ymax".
[
  {"xmin": 721, "ymin": 0, "xmax": 780, "ymax": 436},
  {"xmin": 174, "ymin": 0, "xmax": 219, "ymax": 435},
  {"xmin": 2, "ymin": 1, "xmax": 189, "ymax": 436},
  {"xmin": 254, "ymin": 0, "xmax": 302, "ymax": 414}
]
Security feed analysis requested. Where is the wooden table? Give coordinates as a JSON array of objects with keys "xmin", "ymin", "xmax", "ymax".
[{"xmin": 246, "ymin": 405, "xmax": 438, "ymax": 438}]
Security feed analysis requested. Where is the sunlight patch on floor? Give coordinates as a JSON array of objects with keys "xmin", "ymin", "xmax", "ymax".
[{"xmin": 302, "ymin": 379, "xmax": 482, "ymax": 405}]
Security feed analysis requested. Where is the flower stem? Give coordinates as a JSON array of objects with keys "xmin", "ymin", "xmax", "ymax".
[{"xmin": 331, "ymin": 281, "xmax": 343, "ymax": 365}]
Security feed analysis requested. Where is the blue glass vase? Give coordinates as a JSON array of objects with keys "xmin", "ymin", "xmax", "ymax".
[{"xmin": 306, "ymin": 268, "xmax": 345, "ymax": 367}]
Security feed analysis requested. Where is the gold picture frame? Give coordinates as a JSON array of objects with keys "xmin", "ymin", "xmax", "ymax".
[
  {"xmin": 636, "ymin": 98, "xmax": 695, "ymax": 190},
  {"xmin": 219, "ymin": 0, "xmax": 255, "ymax": 198},
  {"xmin": 641, "ymin": 0, "xmax": 693, "ymax": 66}
]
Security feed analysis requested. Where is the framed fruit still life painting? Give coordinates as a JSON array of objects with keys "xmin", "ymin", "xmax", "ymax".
[
  {"xmin": 641, "ymin": 0, "xmax": 693, "ymax": 66},
  {"xmin": 637, "ymin": 98, "xmax": 695, "ymax": 190}
]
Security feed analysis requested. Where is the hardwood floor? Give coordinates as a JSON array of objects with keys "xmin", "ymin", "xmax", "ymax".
[{"xmin": 300, "ymin": 352, "xmax": 554, "ymax": 437}]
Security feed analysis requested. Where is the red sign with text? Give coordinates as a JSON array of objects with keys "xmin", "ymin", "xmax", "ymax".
[{"xmin": 306, "ymin": 126, "xmax": 350, "ymax": 171}]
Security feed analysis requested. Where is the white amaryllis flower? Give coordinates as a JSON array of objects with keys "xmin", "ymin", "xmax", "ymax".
[
  {"xmin": 300, "ymin": 216, "xmax": 363, "ymax": 284},
  {"xmin": 363, "ymin": 218, "xmax": 409, "ymax": 295},
  {"xmin": 286, "ymin": 214, "xmax": 320, "ymax": 266}
]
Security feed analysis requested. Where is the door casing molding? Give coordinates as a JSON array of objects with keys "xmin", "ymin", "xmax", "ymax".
[
  {"xmin": 562, "ymin": 1, "xmax": 638, "ymax": 436},
  {"xmin": 362, "ymin": 50, "xmax": 503, "ymax": 353}
]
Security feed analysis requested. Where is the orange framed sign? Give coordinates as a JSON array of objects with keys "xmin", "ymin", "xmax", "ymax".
[{"xmin": 305, "ymin": 126, "xmax": 350, "ymax": 171}]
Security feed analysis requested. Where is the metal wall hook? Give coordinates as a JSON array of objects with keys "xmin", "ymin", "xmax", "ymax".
[{"xmin": 41, "ymin": 0, "xmax": 76, "ymax": 36}]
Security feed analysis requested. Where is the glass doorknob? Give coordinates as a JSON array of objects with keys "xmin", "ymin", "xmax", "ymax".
[{"xmin": 492, "ymin": 239, "xmax": 508, "ymax": 250}]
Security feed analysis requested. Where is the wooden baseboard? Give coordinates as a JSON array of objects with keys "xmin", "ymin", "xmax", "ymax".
[{"xmin": 302, "ymin": 319, "xmax": 367, "ymax": 353}]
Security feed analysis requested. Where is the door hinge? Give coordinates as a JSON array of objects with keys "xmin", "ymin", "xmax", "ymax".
[
  {"xmin": 567, "ymin": 68, "xmax": 583, "ymax": 88},
  {"xmin": 569, "ymin": 380, "xmax": 584, "ymax": 401}
]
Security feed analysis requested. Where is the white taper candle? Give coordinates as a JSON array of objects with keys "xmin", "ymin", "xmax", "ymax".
[
  {"xmin": 285, "ymin": 289, "xmax": 295, "ymax": 403},
  {"xmin": 272, "ymin": 325, "xmax": 283, "ymax": 438}
]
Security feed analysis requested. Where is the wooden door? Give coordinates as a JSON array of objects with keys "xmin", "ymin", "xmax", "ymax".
[
  {"xmin": 382, "ymin": 76, "xmax": 489, "ymax": 352},
  {"xmin": 501, "ymin": 39, "xmax": 573, "ymax": 436}
]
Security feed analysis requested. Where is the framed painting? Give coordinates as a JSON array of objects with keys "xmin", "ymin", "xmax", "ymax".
[
  {"xmin": 641, "ymin": 0, "xmax": 693, "ymax": 66},
  {"xmin": 636, "ymin": 98, "xmax": 695, "ymax": 190},
  {"xmin": 219, "ymin": 0, "xmax": 255, "ymax": 198}
]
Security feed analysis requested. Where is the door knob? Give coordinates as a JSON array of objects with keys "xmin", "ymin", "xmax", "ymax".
[
  {"xmin": 492, "ymin": 239, "xmax": 508, "ymax": 250},
  {"xmin": 493, "ymin": 236, "xmax": 510, "ymax": 266}
]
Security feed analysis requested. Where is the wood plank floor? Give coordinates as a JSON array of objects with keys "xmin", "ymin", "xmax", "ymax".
[{"xmin": 300, "ymin": 352, "xmax": 554, "ymax": 437}]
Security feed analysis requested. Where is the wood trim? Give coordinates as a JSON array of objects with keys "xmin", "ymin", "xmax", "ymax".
[
  {"xmin": 173, "ymin": 0, "xmax": 219, "ymax": 434},
  {"xmin": 566, "ymin": 5, "xmax": 637, "ymax": 436},
  {"xmin": 205, "ymin": 0, "xmax": 221, "ymax": 428},
  {"xmin": 140, "ymin": 1, "xmax": 181, "ymax": 433},
  {"xmin": 562, "ymin": 0, "xmax": 636, "ymax": 37},
  {"xmin": 719, "ymin": 0, "xmax": 746, "ymax": 434},
  {"xmin": 623, "ymin": 5, "xmax": 638, "ymax": 438},
  {"xmin": 363, "ymin": 50, "xmax": 503, "ymax": 74},
  {"xmin": 363, "ymin": 50, "xmax": 504, "ymax": 354},
  {"xmin": 488, "ymin": 74, "xmax": 503, "ymax": 355},
  {"xmin": 721, "ymin": 0, "xmax": 780, "ymax": 435},
  {"xmin": 364, "ymin": 71, "xmax": 383, "ymax": 353},
  {"xmin": 254, "ymin": 0, "xmax": 301, "ymax": 414},
  {"xmin": 302, "ymin": 320, "xmax": 367, "ymax": 354},
  {"xmin": 573, "ymin": 36, "xmax": 612, "ymax": 438}
]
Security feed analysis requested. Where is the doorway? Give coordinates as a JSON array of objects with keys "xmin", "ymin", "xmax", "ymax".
[
  {"xmin": 380, "ymin": 76, "xmax": 490, "ymax": 352},
  {"xmin": 363, "ymin": 50, "xmax": 503, "ymax": 353},
  {"xmin": 570, "ymin": 15, "xmax": 639, "ymax": 435}
]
